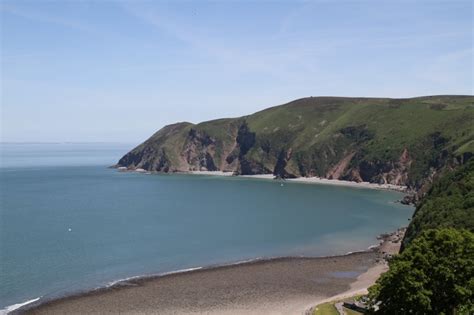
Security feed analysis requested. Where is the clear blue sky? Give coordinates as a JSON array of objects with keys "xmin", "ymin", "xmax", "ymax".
[{"xmin": 1, "ymin": 0, "xmax": 472, "ymax": 143}]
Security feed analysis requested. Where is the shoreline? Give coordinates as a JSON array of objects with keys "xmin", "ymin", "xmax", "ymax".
[
  {"xmin": 16, "ymin": 253, "xmax": 379, "ymax": 315},
  {"xmin": 14, "ymin": 229, "xmax": 405, "ymax": 315},
  {"xmin": 117, "ymin": 168, "xmax": 408, "ymax": 192},
  {"xmin": 8, "ymin": 252, "xmax": 370, "ymax": 314}
]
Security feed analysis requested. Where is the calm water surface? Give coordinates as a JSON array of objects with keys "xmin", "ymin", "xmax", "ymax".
[{"xmin": 0, "ymin": 143, "xmax": 413, "ymax": 309}]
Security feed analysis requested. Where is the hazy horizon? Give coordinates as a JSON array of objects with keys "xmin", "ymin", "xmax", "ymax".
[{"xmin": 2, "ymin": 1, "xmax": 473, "ymax": 143}]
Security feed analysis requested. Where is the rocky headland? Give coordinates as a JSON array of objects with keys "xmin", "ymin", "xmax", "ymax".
[{"xmin": 115, "ymin": 96, "xmax": 473, "ymax": 201}]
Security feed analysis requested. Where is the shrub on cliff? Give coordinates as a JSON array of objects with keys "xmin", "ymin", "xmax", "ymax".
[{"xmin": 368, "ymin": 228, "xmax": 474, "ymax": 314}]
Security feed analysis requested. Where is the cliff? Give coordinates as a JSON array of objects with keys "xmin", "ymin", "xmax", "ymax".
[{"xmin": 116, "ymin": 95, "xmax": 474, "ymax": 190}]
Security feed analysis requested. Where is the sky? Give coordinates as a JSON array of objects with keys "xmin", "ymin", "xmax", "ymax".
[{"xmin": 1, "ymin": 0, "xmax": 473, "ymax": 143}]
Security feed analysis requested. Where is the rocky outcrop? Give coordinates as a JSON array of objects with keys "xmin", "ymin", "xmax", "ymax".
[
  {"xmin": 118, "ymin": 147, "xmax": 173, "ymax": 172},
  {"xmin": 181, "ymin": 128, "xmax": 218, "ymax": 171},
  {"xmin": 226, "ymin": 122, "xmax": 265, "ymax": 175},
  {"xmin": 355, "ymin": 148, "xmax": 412, "ymax": 186},
  {"xmin": 273, "ymin": 148, "xmax": 296, "ymax": 178},
  {"xmin": 326, "ymin": 151, "xmax": 356, "ymax": 180}
]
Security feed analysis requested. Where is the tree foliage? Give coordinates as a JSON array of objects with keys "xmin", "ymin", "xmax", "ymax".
[{"xmin": 368, "ymin": 228, "xmax": 474, "ymax": 314}]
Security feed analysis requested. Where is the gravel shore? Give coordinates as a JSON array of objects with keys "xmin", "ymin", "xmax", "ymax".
[
  {"xmin": 19, "ymin": 251, "xmax": 381, "ymax": 315},
  {"xmin": 17, "ymin": 227, "xmax": 404, "ymax": 315}
]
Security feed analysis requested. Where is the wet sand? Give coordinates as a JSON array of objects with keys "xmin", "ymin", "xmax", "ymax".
[{"xmin": 19, "ymin": 252, "xmax": 381, "ymax": 315}]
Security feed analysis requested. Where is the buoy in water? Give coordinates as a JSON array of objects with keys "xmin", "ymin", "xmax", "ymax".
[{"xmin": 68, "ymin": 228, "xmax": 72, "ymax": 232}]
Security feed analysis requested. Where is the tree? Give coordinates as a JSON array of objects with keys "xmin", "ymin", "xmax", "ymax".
[{"xmin": 368, "ymin": 228, "xmax": 474, "ymax": 315}]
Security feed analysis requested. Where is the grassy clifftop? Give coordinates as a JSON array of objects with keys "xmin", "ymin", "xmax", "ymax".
[{"xmin": 117, "ymin": 95, "xmax": 473, "ymax": 189}]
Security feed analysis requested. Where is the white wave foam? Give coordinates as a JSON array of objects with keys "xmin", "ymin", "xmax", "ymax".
[
  {"xmin": 0, "ymin": 297, "xmax": 41, "ymax": 314},
  {"xmin": 106, "ymin": 275, "xmax": 143, "ymax": 287},
  {"xmin": 106, "ymin": 267, "xmax": 204, "ymax": 288},
  {"xmin": 160, "ymin": 266, "xmax": 203, "ymax": 276},
  {"xmin": 228, "ymin": 257, "xmax": 264, "ymax": 265}
]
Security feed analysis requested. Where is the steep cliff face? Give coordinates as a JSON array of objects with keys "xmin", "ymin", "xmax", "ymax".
[
  {"xmin": 225, "ymin": 122, "xmax": 271, "ymax": 175},
  {"xmin": 343, "ymin": 148, "xmax": 412, "ymax": 185},
  {"xmin": 116, "ymin": 96, "xmax": 474, "ymax": 189},
  {"xmin": 181, "ymin": 128, "xmax": 218, "ymax": 171}
]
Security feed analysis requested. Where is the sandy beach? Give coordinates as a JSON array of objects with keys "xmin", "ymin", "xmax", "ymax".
[
  {"xmin": 117, "ymin": 169, "xmax": 407, "ymax": 192},
  {"xmin": 188, "ymin": 171, "xmax": 408, "ymax": 192},
  {"xmin": 17, "ymin": 229, "xmax": 406, "ymax": 315}
]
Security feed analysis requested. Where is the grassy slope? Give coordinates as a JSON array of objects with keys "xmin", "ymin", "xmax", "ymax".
[
  {"xmin": 244, "ymin": 96, "xmax": 473, "ymax": 185},
  {"xmin": 313, "ymin": 302, "xmax": 339, "ymax": 315},
  {"xmin": 312, "ymin": 300, "xmax": 364, "ymax": 315}
]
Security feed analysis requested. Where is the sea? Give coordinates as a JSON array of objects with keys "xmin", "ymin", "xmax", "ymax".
[{"xmin": 0, "ymin": 143, "xmax": 413, "ymax": 311}]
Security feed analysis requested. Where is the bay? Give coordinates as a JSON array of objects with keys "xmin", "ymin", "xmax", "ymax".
[{"xmin": 0, "ymin": 143, "xmax": 412, "ymax": 309}]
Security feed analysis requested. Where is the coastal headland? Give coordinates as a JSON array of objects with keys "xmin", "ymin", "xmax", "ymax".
[{"xmin": 115, "ymin": 96, "xmax": 474, "ymax": 199}]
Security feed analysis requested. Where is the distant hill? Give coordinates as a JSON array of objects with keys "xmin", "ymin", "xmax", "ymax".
[{"xmin": 117, "ymin": 95, "xmax": 473, "ymax": 189}]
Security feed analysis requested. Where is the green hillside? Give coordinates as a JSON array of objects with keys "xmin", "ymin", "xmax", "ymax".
[
  {"xmin": 117, "ymin": 95, "xmax": 474, "ymax": 189},
  {"xmin": 368, "ymin": 160, "xmax": 474, "ymax": 313},
  {"xmin": 403, "ymin": 159, "xmax": 474, "ymax": 247}
]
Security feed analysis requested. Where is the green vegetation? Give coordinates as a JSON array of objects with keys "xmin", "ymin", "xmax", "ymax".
[
  {"xmin": 368, "ymin": 159, "xmax": 474, "ymax": 314},
  {"xmin": 312, "ymin": 300, "xmax": 364, "ymax": 315},
  {"xmin": 313, "ymin": 302, "xmax": 339, "ymax": 315},
  {"xmin": 368, "ymin": 228, "xmax": 474, "ymax": 314},
  {"xmin": 118, "ymin": 96, "xmax": 474, "ymax": 189},
  {"xmin": 403, "ymin": 159, "xmax": 474, "ymax": 246}
]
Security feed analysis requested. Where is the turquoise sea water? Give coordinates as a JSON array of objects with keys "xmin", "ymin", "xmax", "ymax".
[{"xmin": 0, "ymin": 143, "xmax": 413, "ymax": 310}]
